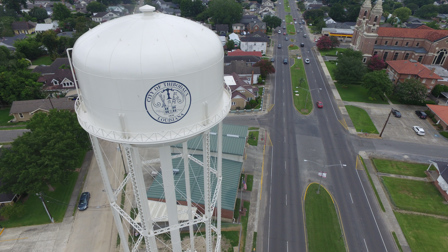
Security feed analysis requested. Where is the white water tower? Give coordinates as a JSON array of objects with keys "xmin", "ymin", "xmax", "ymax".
[{"xmin": 69, "ymin": 5, "xmax": 230, "ymax": 251}]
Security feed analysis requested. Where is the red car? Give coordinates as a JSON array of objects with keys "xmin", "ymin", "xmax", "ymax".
[
  {"xmin": 283, "ymin": 32, "xmax": 286, "ymax": 35},
  {"xmin": 316, "ymin": 101, "xmax": 323, "ymax": 108}
]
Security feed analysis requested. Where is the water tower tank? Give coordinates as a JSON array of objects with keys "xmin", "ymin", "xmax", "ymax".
[{"xmin": 71, "ymin": 5, "xmax": 230, "ymax": 145}]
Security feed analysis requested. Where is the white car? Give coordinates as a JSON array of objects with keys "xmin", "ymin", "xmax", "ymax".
[
  {"xmin": 305, "ymin": 58, "xmax": 310, "ymax": 64},
  {"xmin": 413, "ymin": 126, "xmax": 425, "ymax": 136}
]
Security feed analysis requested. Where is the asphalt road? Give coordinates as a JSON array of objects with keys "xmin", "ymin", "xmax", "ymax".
[{"xmin": 226, "ymin": 1, "xmax": 447, "ymax": 251}]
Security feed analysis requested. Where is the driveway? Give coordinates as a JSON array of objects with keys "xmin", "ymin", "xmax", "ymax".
[
  {"xmin": 0, "ymin": 129, "xmax": 28, "ymax": 143},
  {"xmin": 344, "ymin": 101, "xmax": 448, "ymax": 145}
]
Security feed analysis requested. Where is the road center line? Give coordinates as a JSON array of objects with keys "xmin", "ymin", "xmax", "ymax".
[
  {"xmin": 286, "ymin": 194, "xmax": 287, "ymax": 206},
  {"xmin": 349, "ymin": 193, "xmax": 353, "ymax": 204},
  {"xmin": 364, "ymin": 238, "xmax": 369, "ymax": 252}
]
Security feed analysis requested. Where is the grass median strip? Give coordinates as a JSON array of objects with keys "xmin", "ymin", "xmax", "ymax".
[
  {"xmin": 372, "ymin": 158, "xmax": 429, "ymax": 177},
  {"xmin": 291, "ymin": 58, "xmax": 313, "ymax": 114},
  {"xmin": 345, "ymin": 105, "xmax": 379, "ymax": 133},
  {"xmin": 305, "ymin": 183, "xmax": 346, "ymax": 252},
  {"xmin": 382, "ymin": 177, "xmax": 448, "ymax": 216}
]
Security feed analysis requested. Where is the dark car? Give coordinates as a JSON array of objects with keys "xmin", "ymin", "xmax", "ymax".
[
  {"xmin": 391, "ymin": 109, "xmax": 401, "ymax": 118},
  {"xmin": 300, "ymin": 43, "xmax": 305, "ymax": 47},
  {"xmin": 270, "ymin": 58, "xmax": 275, "ymax": 62},
  {"xmin": 283, "ymin": 58, "xmax": 288, "ymax": 64},
  {"xmin": 78, "ymin": 192, "xmax": 90, "ymax": 211},
  {"xmin": 415, "ymin": 110, "xmax": 427, "ymax": 119},
  {"xmin": 278, "ymin": 44, "xmax": 282, "ymax": 49}
]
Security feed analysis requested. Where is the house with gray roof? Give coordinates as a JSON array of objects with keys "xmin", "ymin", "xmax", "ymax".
[
  {"xmin": 224, "ymin": 55, "xmax": 261, "ymax": 66},
  {"xmin": 240, "ymin": 31, "xmax": 269, "ymax": 53},
  {"xmin": 224, "ymin": 60, "xmax": 261, "ymax": 83},
  {"xmin": 9, "ymin": 98, "xmax": 76, "ymax": 122}
]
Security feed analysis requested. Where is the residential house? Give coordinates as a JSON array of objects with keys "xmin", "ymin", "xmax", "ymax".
[
  {"xmin": 12, "ymin": 21, "xmax": 36, "ymax": 35},
  {"xmin": 0, "ymin": 34, "xmax": 26, "ymax": 51},
  {"xmin": 386, "ymin": 60, "xmax": 442, "ymax": 92},
  {"xmin": 224, "ymin": 60, "xmax": 261, "ymax": 84},
  {"xmin": 232, "ymin": 23, "xmax": 245, "ymax": 34},
  {"xmin": 35, "ymin": 23, "xmax": 57, "ymax": 34},
  {"xmin": 240, "ymin": 32, "xmax": 269, "ymax": 54},
  {"xmin": 424, "ymin": 65, "xmax": 448, "ymax": 85},
  {"xmin": 427, "ymin": 161, "xmax": 448, "ymax": 201},
  {"xmin": 9, "ymin": 98, "xmax": 76, "ymax": 122},
  {"xmin": 247, "ymin": 19, "xmax": 267, "ymax": 34},
  {"xmin": 228, "ymin": 33, "xmax": 241, "ymax": 47},
  {"xmin": 216, "ymin": 24, "xmax": 229, "ymax": 36},
  {"xmin": 33, "ymin": 58, "xmax": 76, "ymax": 94},
  {"xmin": 305, "ymin": 0, "xmax": 324, "ymax": 10},
  {"xmin": 224, "ymin": 55, "xmax": 261, "ymax": 66},
  {"xmin": 0, "ymin": 179, "xmax": 17, "ymax": 207},
  {"xmin": 426, "ymin": 105, "xmax": 448, "ymax": 131},
  {"xmin": 227, "ymin": 49, "xmax": 262, "ymax": 57},
  {"xmin": 155, "ymin": 0, "xmax": 181, "ymax": 16},
  {"xmin": 225, "ymin": 72, "xmax": 259, "ymax": 110},
  {"xmin": 107, "ymin": 5, "xmax": 129, "ymax": 15},
  {"xmin": 259, "ymin": 7, "xmax": 275, "ymax": 19},
  {"xmin": 92, "ymin": 12, "xmax": 119, "ymax": 23}
]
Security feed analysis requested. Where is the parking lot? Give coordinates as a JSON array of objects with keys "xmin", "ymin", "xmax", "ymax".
[{"xmin": 344, "ymin": 102, "xmax": 448, "ymax": 146}]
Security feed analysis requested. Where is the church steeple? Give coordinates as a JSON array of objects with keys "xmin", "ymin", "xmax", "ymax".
[
  {"xmin": 357, "ymin": 0, "xmax": 372, "ymax": 26},
  {"xmin": 367, "ymin": 0, "xmax": 383, "ymax": 31}
]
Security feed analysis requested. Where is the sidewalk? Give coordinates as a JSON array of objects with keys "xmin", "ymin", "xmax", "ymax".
[{"xmin": 358, "ymin": 151, "xmax": 411, "ymax": 252}]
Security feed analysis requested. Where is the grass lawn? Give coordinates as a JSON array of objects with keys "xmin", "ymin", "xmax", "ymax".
[
  {"xmin": 241, "ymin": 201, "xmax": 250, "ymax": 251},
  {"xmin": 248, "ymin": 127, "xmax": 259, "ymax": 130},
  {"xmin": 0, "ymin": 108, "xmax": 14, "ymax": 125},
  {"xmin": 0, "ymin": 126, "xmax": 27, "ymax": 130},
  {"xmin": 360, "ymin": 157, "xmax": 385, "ymax": 212},
  {"xmin": 395, "ymin": 212, "xmax": 448, "ymax": 251},
  {"xmin": 441, "ymin": 131, "xmax": 448, "ymax": 139},
  {"xmin": 222, "ymin": 231, "xmax": 240, "ymax": 250},
  {"xmin": 392, "ymin": 232, "xmax": 403, "ymax": 252},
  {"xmin": 32, "ymin": 55, "xmax": 52, "ymax": 65},
  {"xmin": 283, "ymin": 0, "xmax": 291, "ymax": 12},
  {"xmin": 305, "ymin": 184, "xmax": 345, "ymax": 252},
  {"xmin": 246, "ymin": 175, "xmax": 253, "ymax": 191},
  {"xmin": 345, "ymin": 105, "xmax": 379, "ymax": 134},
  {"xmin": 285, "ymin": 15, "xmax": 295, "ymax": 35},
  {"xmin": 248, "ymin": 131, "xmax": 259, "ymax": 146},
  {"xmin": 252, "ymin": 232, "xmax": 257, "ymax": 251},
  {"xmin": 372, "ymin": 159, "xmax": 428, "ymax": 177},
  {"xmin": 319, "ymin": 48, "xmax": 347, "ymax": 56},
  {"xmin": 0, "ymin": 171, "xmax": 79, "ymax": 228},
  {"xmin": 335, "ymin": 83, "xmax": 389, "ymax": 104},
  {"xmin": 324, "ymin": 61, "xmax": 337, "ymax": 80},
  {"xmin": 291, "ymin": 58, "xmax": 313, "ymax": 114},
  {"xmin": 234, "ymin": 198, "xmax": 241, "ymax": 220},
  {"xmin": 258, "ymin": 87, "xmax": 263, "ymax": 96},
  {"xmin": 383, "ymin": 177, "xmax": 448, "ymax": 216}
]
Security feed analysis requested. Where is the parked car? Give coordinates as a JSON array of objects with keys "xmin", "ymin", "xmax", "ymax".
[
  {"xmin": 270, "ymin": 58, "xmax": 275, "ymax": 62},
  {"xmin": 278, "ymin": 29, "xmax": 281, "ymax": 34},
  {"xmin": 283, "ymin": 58, "xmax": 288, "ymax": 64},
  {"xmin": 413, "ymin": 126, "xmax": 425, "ymax": 136},
  {"xmin": 415, "ymin": 110, "xmax": 427, "ymax": 119},
  {"xmin": 300, "ymin": 43, "xmax": 305, "ymax": 47},
  {"xmin": 78, "ymin": 192, "xmax": 91, "ymax": 211},
  {"xmin": 278, "ymin": 44, "xmax": 282, "ymax": 49},
  {"xmin": 303, "ymin": 34, "xmax": 307, "ymax": 38},
  {"xmin": 305, "ymin": 58, "xmax": 310, "ymax": 64},
  {"xmin": 391, "ymin": 109, "xmax": 401, "ymax": 118},
  {"xmin": 316, "ymin": 101, "xmax": 323, "ymax": 108}
]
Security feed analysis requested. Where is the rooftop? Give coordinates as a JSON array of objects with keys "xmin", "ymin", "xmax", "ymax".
[
  {"xmin": 387, "ymin": 60, "xmax": 442, "ymax": 80},
  {"xmin": 227, "ymin": 49, "xmax": 262, "ymax": 57},
  {"xmin": 374, "ymin": 45, "xmax": 427, "ymax": 54},
  {"xmin": 378, "ymin": 26, "xmax": 448, "ymax": 42},
  {"xmin": 427, "ymin": 104, "xmax": 448, "ymax": 127}
]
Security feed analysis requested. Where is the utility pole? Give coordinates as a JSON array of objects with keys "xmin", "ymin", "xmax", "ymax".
[
  {"xmin": 37, "ymin": 192, "xmax": 54, "ymax": 223},
  {"xmin": 379, "ymin": 108, "xmax": 393, "ymax": 137}
]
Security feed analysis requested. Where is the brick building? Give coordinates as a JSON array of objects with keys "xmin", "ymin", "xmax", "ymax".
[
  {"xmin": 386, "ymin": 60, "xmax": 442, "ymax": 92},
  {"xmin": 352, "ymin": 0, "xmax": 448, "ymax": 69}
]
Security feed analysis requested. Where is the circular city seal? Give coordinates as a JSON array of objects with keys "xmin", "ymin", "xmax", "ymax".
[{"xmin": 145, "ymin": 81, "xmax": 191, "ymax": 124}]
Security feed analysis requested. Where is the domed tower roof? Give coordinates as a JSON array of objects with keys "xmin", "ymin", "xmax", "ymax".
[{"xmin": 71, "ymin": 5, "xmax": 231, "ymax": 145}]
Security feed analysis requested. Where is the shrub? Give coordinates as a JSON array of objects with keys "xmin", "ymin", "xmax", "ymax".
[{"xmin": 0, "ymin": 203, "xmax": 25, "ymax": 220}]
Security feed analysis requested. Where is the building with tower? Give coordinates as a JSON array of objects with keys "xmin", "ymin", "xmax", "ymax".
[{"xmin": 352, "ymin": 0, "xmax": 448, "ymax": 70}]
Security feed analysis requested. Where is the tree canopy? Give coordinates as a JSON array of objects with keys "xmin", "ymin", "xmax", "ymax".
[
  {"xmin": 52, "ymin": 3, "xmax": 72, "ymax": 21},
  {"xmin": 180, "ymin": 0, "xmax": 206, "ymax": 19},
  {"xmin": 208, "ymin": 0, "xmax": 243, "ymax": 26},
  {"xmin": 87, "ymin": 1, "xmax": 107, "ymax": 13},
  {"xmin": 316, "ymin": 36, "xmax": 333, "ymax": 50},
  {"xmin": 14, "ymin": 38, "xmax": 44, "ymax": 60},
  {"xmin": 0, "ymin": 110, "xmax": 90, "ymax": 194},
  {"xmin": 254, "ymin": 59, "xmax": 275, "ymax": 79},
  {"xmin": 414, "ymin": 4, "xmax": 438, "ymax": 19},
  {"xmin": 334, "ymin": 49, "xmax": 366, "ymax": 85},
  {"xmin": 393, "ymin": 79, "xmax": 427, "ymax": 104},
  {"xmin": 263, "ymin": 15, "xmax": 282, "ymax": 29},
  {"xmin": 362, "ymin": 70, "xmax": 393, "ymax": 100},
  {"xmin": 29, "ymin": 7, "xmax": 49, "ymax": 23},
  {"xmin": 0, "ymin": 62, "xmax": 43, "ymax": 105},
  {"xmin": 393, "ymin": 7, "xmax": 411, "ymax": 22},
  {"xmin": 2, "ymin": 0, "xmax": 27, "ymax": 15},
  {"xmin": 367, "ymin": 55, "xmax": 386, "ymax": 71}
]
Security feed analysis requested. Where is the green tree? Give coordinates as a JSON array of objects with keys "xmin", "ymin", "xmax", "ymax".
[
  {"xmin": 404, "ymin": 0, "xmax": 433, "ymax": 8},
  {"xmin": 14, "ymin": 38, "xmax": 44, "ymax": 60},
  {"xmin": 29, "ymin": 7, "xmax": 49, "ymax": 22},
  {"xmin": 254, "ymin": 59, "xmax": 275, "ymax": 79},
  {"xmin": 226, "ymin": 40, "xmax": 235, "ymax": 51},
  {"xmin": 334, "ymin": 50, "xmax": 366, "ymax": 85},
  {"xmin": 263, "ymin": 15, "xmax": 282, "ymax": 29},
  {"xmin": 2, "ymin": 0, "xmax": 27, "ymax": 15},
  {"xmin": 329, "ymin": 3, "xmax": 346, "ymax": 22},
  {"xmin": 393, "ymin": 7, "xmax": 411, "ymax": 22},
  {"xmin": 414, "ymin": 4, "xmax": 438, "ymax": 19},
  {"xmin": 346, "ymin": 5, "xmax": 361, "ymax": 22},
  {"xmin": 425, "ymin": 21, "xmax": 440, "ymax": 29},
  {"xmin": 394, "ymin": 79, "xmax": 427, "ymax": 104},
  {"xmin": 406, "ymin": 3, "xmax": 419, "ymax": 14},
  {"xmin": 330, "ymin": 36, "xmax": 340, "ymax": 48},
  {"xmin": 362, "ymin": 71, "xmax": 393, "ymax": 100},
  {"xmin": 208, "ymin": 0, "xmax": 243, "ymax": 26},
  {"xmin": 180, "ymin": 0, "xmax": 205, "ymax": 18},
  {"xmin": 87, "ymin": 1, "xmax": 107, "ymax": 13},
  {"xmin": 52, "ymin": 3, "xmax": 71, "ymax": 21},
  {"xmin": 0, "ymin": 65, "xmax": 43, "ymax": 105},
  {"xmin": 0, "ymin": 110, "xmax": 90, "ymax": 194},
  {"xmin": 431, "ymin": 84, "xmax": 448, "ymax": 97},
  {"xmin": 40, "ymin": 30, "xmax": 59, "ymax": 55}
]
